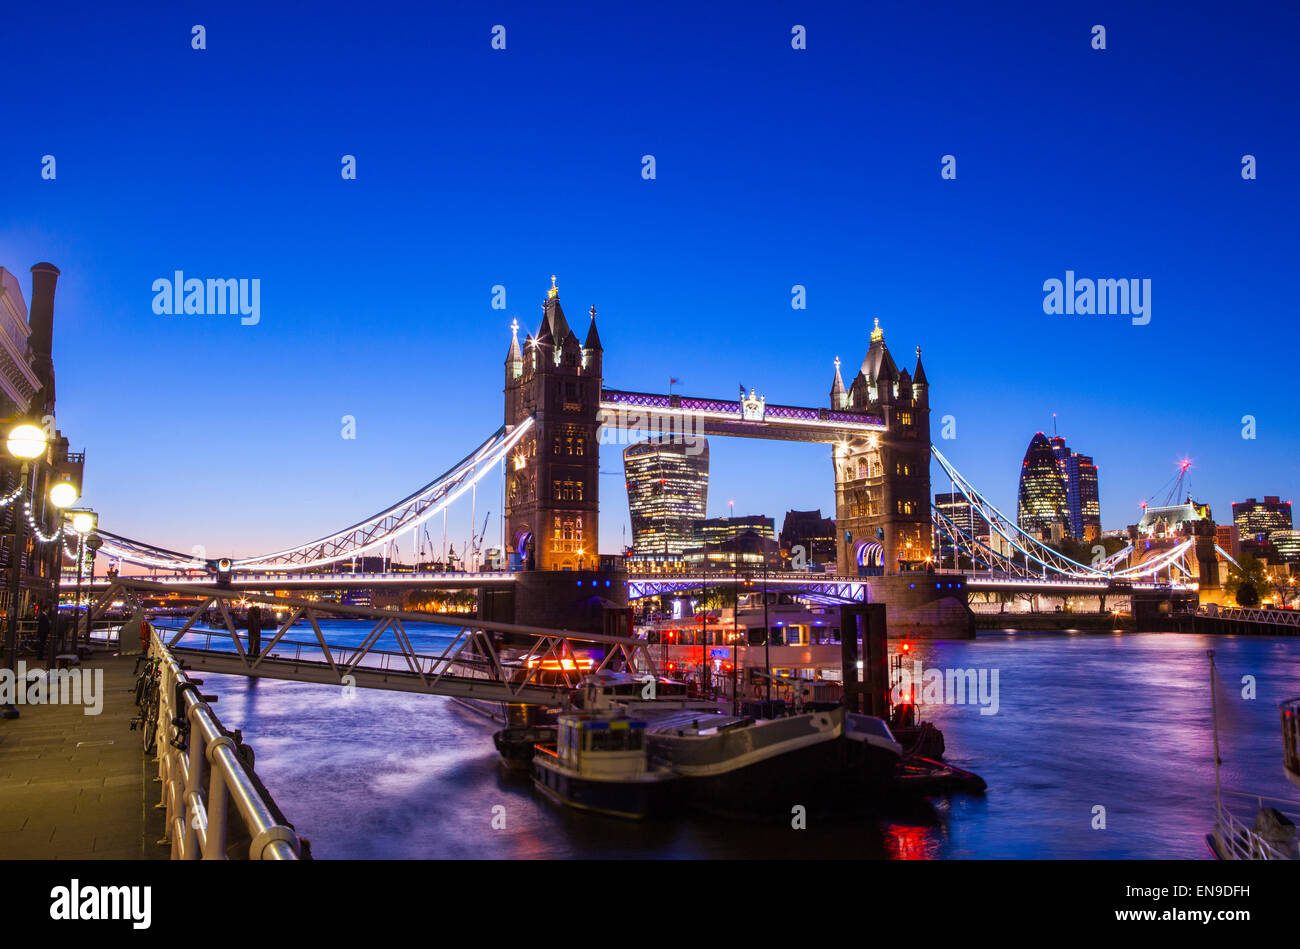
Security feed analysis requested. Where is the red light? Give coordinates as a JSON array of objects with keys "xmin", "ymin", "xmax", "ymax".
[{"xmin": 902, "ymin": 643, "xmax": 911, "ymax": 652}]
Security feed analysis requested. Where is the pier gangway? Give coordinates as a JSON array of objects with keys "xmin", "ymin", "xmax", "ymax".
[{"xmin": 85, "ymin": 578, "xmax": 657, "ymax": 705}]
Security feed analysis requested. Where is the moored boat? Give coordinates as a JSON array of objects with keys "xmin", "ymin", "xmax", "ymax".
[
  {"xmin": 643, "ymin": 703, "xmax": 899, "ymax": 817},
  {"xmin": 493, "ymin": 724, "xmax": 558, "ymax": 771},
  {"xmin": 531, "ymin": 712, "xmax": 677, "ymax": 820}
]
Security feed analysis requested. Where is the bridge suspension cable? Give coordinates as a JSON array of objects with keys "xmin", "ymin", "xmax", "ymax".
[
  {"xmin": 94, "ymin": 529, "xmax": 212, "ymax": 572},
  {"xmin": 930, "ymin": 445, "xmax": 1106, "ymax": 578},
  {"xmin": 931, "ymin": 447, "xmax": 1204, "ymax": 582},
  {"xmin": 233, "ymin": 420, "xmax": 533, "ymax": 571},
  {"xmin": 95, "ymin": 421, "xmax": 533, "ymax": 573}
]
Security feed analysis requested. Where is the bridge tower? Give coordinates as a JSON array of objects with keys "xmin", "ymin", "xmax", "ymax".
[
  {"xmin": 831, "ymin": 320, "xmax": 932, "ymax": 575},
  {"xmin": 503, "ymin": 277, "xmax": 603, "ymax": 572}
]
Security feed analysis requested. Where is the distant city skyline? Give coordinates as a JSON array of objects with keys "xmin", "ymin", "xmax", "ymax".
[{"xmin": 2, "ymin": 2, "xmax": 1297, "ymax": 559}]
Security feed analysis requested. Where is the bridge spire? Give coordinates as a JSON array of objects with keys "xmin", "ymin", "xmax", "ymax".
[
  {"xmin": 505, "ymin": 318, "xmax": 523, "ymax": 374},
  {"xmin": 584, "ymin": 303, "xmax": 603, "ymax": 352},
  {"xmin": 830, "ymin": 355, "xmax": 846, "ymax": 409}
]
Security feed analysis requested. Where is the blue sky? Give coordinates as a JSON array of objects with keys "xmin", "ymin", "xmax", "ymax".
[{"xmin": 1, "ymin": 0, "xmax": 1297, "ymax": 560}]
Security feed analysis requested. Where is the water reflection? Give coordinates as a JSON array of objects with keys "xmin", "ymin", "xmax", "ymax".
[{"xmin": 198, "ymin": 625, "xmax": 1299, "ymax": 858}]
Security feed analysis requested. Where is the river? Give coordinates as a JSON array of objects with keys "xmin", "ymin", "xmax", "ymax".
[{"xmin": 186, "ymin": 623, "xmax": 1299, "ymax": 858}]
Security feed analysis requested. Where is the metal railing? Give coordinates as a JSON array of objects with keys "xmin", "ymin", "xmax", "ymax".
[
  {"xmin": 1214, "ymin": 789, "xmax": 1300, "ymax": 860},
  {"xmin": 147, "ymin": 627, "xmax": 300, "ymax": 860},
  {"xmin": 1207, "ymin": 607, "xmax": 1300, "ymax": 628}
]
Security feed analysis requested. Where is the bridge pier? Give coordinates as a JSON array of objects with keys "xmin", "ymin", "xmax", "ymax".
[
  {"xmin": 866, "ymin": 575, "xmax": 974, "ymax": 640},
  {"xmin": 511, "ymin": 568, "xmax": 630, "ymax": 640}
]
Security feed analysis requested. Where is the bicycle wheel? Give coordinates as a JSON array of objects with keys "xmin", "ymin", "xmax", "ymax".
[{"xmin": 141, "ymin": 712, "xmax": 157, "ymax": 754}]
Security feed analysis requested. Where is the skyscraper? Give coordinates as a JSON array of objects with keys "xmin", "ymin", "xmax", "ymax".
[
  {"xmin": 1018, "ymin": 432, "xmax": 1068, "ymax": 539},
  {"xmin": 1232, "ymin": 496, "xmax": 1293, "ymax": 550},
  {"xmin": 1050, "ymin": 435, "xmax": 1102, "ymax": 541},
  {"xmin": 623, "ymin": 436, "xmax": 709, "ymax": 570}
]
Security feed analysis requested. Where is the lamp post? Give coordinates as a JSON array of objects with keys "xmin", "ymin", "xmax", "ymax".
[
  {"xmin": 698, "ymin": 537, "xmax": 708, "ymax": 697},
  {"xmin": 732, "ymin": 557, "xmax": 739, "ymax": 713},
  {"xmin": 762, "ymin": 556, "xmax": 771, "ymax": 706},
  {"xmin": 68, "ymin": 510, "xmax": 96, "ymax": 649},
  {"xmin": 83, "ymin": 532, "xmax": 102, "ymax": 647},
  {"xmin": 3, "ymin": 422, "xmax": 49, "ymax": 720},
  {"xmin": 45, "ymin": 475, "xmax": 78, "ymax": 660}
]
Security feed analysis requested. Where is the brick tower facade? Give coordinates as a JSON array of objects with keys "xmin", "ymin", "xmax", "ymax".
[
  {"xmin": 831, "ymin": 319, "xmax": 932, "ymax": 575},
  {"xmin": 503, "ymin": 277, "xmax": 603, "ymax": 572}
]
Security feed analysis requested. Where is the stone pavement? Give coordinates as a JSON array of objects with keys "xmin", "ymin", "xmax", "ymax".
[{"xmin": 0, "ymin": 650, "xmax": 166, "ymax": 859}]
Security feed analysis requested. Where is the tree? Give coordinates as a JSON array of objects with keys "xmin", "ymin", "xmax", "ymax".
[{"xmin": 1226, "ymin": 553, "xmax": 1268, "ymax": 607}]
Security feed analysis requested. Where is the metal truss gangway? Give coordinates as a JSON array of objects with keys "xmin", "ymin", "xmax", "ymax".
[{"xmin": 86, "ymin": 578, "xmax": 654, "ymax": 706}]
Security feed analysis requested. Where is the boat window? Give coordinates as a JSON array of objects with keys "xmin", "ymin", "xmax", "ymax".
[{"xmin": 587, "ymin": 728, "xmax": 643, "ymax": 751}]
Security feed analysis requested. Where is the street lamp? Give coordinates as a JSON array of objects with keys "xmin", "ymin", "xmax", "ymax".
[
  {"xmin": 48, "ymin": 477, "xmax": 78, "ymax": 510},
  {"xmin": 45, "ymin": 475, "xmax": 79, "ymax": 662},
  {"xmin": 67, "ymin": 509, "xmax": 97, "ymax": 650},
  {"xmin": 3, "ymin": 421, "xmax": 48, "ymax": 719},
  {"xmin": 6, "ymin": 424, "xmax": 46, "ymax": 461}
]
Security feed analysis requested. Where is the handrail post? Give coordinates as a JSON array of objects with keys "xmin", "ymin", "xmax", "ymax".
[
  {"xmin": 203, "ymin": 741, "xmax": 232, "ymax": 860},
  {"xmin": 181, "ymin": 705, "xmax": 205, "ymax": 859}
]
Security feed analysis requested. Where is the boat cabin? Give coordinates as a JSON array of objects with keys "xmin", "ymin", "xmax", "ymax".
[
  {"xmin": 556, "ymin": 714, "xmax": 650, "ymax": 777},
  {"xmin": 580, "ymin": 671, "xmax": 689, "ymax": 711}
]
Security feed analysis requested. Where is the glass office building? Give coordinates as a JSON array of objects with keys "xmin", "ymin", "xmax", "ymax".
[{"xmin": 623, "ymin": 436, "xmax": 709, "ymax": 569}]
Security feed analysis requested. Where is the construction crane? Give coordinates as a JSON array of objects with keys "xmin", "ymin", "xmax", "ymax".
[
  {"xmin": 1142, "ymin": 458, "xmax": 1193, "ymax": 511},
  {"xmin": 469, "ymin": 512, "xmax": 491, "ymax": 571}
]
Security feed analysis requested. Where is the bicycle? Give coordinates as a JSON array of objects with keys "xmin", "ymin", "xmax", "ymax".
[
  {"xmin": 132, "ymin": 655, "xmax": 159, "ymax": 705},
  {"xmin": 130, "ymin": 655, "xmax": 163, "ymax": 753}
]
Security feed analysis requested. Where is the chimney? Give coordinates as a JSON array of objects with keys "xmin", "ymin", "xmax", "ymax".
[{"xmin": 28, "ymin": 262, "xmax": 59, "ymax": 414}]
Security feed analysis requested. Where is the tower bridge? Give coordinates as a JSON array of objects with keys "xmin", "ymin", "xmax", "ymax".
[{"xmin": 84, "ymin": 277, "xmax": 1195, "ymax": 643}]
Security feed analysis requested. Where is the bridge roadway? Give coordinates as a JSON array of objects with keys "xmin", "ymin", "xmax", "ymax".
[
  {"xmin": 599, "ymin": 389, "xmax": 885, "ymax": 443},
  {"xmin": 68, "ymin": 569, "xmax": 1193, "ymax": 599}
]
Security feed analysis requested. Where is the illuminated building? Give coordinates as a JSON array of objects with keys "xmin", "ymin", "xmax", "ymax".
[
  {"xmin": 1272, "ymin": 529, "xmax": 1300, "ymax": 564},
  {"xmin": 934, "ymin": 492, "xmax": 990, "ymax": 562},
  {"xmin": 779, "ymin": 509, "xmax": 836, "ymax": 567},
  {"xmin": 1232, "ymin": 496, "xmax": 1293, "ymax": 545},
  {"xmin": 830, "ymin": 320, "xmax": 932, "ymax": 574},
  {"xmin": 0, "ymin": 263, "xmax": 83, "ymax": 616},
  {"xmin": 684, "ymin": 515, "xmax": 780, "ymax": 570},
  {"xmin": 1050, "ymin": 436, "xmax": 1101, "ymax": 541},
  {"xmin": 692, "ymin": 515, "xmax": 774, "ymax": 546},
  {"xmin": 623, "ymin": 436, "xmax": 709, "ymax": 570},
  {"xmin": 502, "ymin": 278, "xmax": 603, "ymax": 571},
  {"xmin": 1137, "ymin": 500, "xmax": 1211, "ymax": 538},
  {"xmin": 1215, "ymin": 524, "xmax": 1238, "ymax": 558},
  {"xmin": 1017, "ymin": 433, "xmax": 1068, "ymax": 540}
]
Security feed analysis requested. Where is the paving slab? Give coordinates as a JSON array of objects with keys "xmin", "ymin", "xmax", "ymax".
[{"xmin": 0, "ymin": 651, "xmax": 165, "ymax": 860}]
